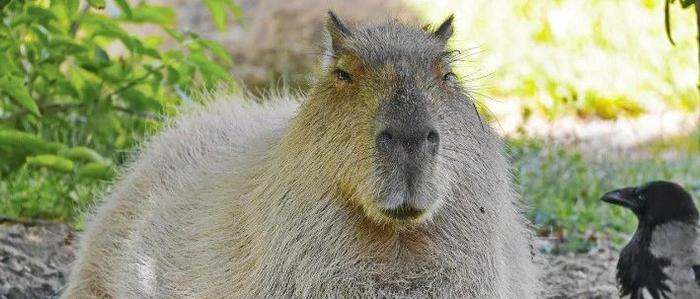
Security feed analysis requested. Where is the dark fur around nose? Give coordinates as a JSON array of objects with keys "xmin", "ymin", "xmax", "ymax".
[
  {"xmin": 376, "ymin": 84, "xmax": 439, "ymax": 159},
  {"xmin": 376, "ymin": 126, "xmax": 439, "ymax": 156}
]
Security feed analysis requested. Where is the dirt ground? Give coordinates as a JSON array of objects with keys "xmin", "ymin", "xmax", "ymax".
[
  {"xmin": 0, "ymin": 222, "xmax": 621, "ymax": 299},
  {"xmin": 538, "ymin": 247, "xmax": 619, "ymax": 298},
  {"xmin": 0, "ymin": 222, "xmax": 75, "ymax": 299}
]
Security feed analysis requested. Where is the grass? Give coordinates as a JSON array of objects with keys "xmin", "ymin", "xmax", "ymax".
[{"xmin": 509, "ymin": 132, "xmax": 700, "ymax": 253}]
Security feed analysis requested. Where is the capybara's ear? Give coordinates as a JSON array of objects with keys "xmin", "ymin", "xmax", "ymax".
[
  {"xmin": 432, "ymin": 14, "xmax": 454, "ymax": 43},
  {"xmin": 326, "ymin": 11, "xmax": 352, "ymax": 53}
]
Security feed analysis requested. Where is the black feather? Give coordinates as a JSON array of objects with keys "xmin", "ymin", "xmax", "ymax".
[{"xmin": 617, "ymin": 226, "xmax": 672, "ymax": 299}]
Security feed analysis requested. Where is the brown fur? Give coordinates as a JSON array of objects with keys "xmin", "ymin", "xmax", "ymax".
[{"xmin": 62, "ymin": 14, "xmax": 540, "ymax": 298}]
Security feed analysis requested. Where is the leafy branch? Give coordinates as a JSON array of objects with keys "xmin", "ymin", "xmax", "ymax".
[
  {"xmin": 0, "ymin": 0, "xmax": 241, "ymax": 220},
  {"xmin": 106, "ymin": 65, "xmax": 165, "ymax": 99}
]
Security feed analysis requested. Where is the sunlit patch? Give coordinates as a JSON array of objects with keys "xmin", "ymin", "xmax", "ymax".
[{"xmin": 136, "ymin": 253, "xmax": 157, "ymax": 297}]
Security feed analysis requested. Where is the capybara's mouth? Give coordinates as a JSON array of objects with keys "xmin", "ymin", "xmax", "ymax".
[{"xmin": 380, "ymin": 203, "xmax": 425, "ymax": 220}]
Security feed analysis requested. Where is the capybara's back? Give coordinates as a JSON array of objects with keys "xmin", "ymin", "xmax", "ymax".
[{"xmin": 62, "ymin": 12, "xmax": 540, "ymax": 298}]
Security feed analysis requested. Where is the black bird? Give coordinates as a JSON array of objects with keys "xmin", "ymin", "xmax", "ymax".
[{"xmin": 601, "ymin": 181, "xmax": 700, "ymax": 299}]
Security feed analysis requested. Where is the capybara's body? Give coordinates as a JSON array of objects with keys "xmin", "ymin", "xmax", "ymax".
[{"xmin": 62, "ymin": 14, "xmax": 540, "ymax": 299}]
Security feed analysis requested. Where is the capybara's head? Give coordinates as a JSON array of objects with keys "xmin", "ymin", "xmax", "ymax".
[{"xmin": 296, "ymin": 12, "xmax": 482, "ymax": 225}]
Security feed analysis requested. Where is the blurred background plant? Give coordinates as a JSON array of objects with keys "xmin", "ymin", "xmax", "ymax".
[
  {"xmin": 409, "ymin": 0, "xmax": 698, "ymax": 120},
  {"xmin": 0, "ymin": 0, "xmax": 239, "ymax": 223},
  {"xmin": 0, "ymin": 0, "xmax": 698, "ymax": 252}
]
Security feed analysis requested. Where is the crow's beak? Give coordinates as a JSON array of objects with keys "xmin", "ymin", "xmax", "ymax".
[{"xmin": 600, "ymin": 187, "xmax": 640, "ymax": 212}]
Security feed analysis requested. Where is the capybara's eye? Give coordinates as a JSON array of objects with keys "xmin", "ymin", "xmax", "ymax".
[
  {"xmin": 443, "ymin": 71, "xmax": 457, "ymax": 83},
  {"xmin": 334, "ymin": 69, "xmax": 352, "ymax": 82}
]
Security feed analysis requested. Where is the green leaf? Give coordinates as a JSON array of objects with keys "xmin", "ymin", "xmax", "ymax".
[
  {"xmin": 166, "ymin": 65, "xmax": 180, "ymax": 85},
  {"xmin": 0, "ymin": 130, "xmax": 65, "ymax": 154},
  {"xmin": 81, "ymin": 81, "xmax": 100, "ymax": 102},
  {"xmin": 149, "ymin": 70, "xmax": 163, "ymax": 92},
  {"xmin": 203, "ymin": 0, "xmax": 227, "ymax": 31},
  {"xmin": 30, "ymin": 24, "xmax": 50, "ymax": 45},
  {"xmin": 189, "ymin": 52, "xmax": 231, "ymax": 84},
  {"xmin": 81, "ymin": 14, "xmax": 120, "ymax": 32},
  {"xmin": 65, "ymin": 0, "xmax": 79, "ymax": 16},
  {"xmin": 49, "ymin": 35, "xmax": 88, "ymax": 54},
  {"xmin": 680, "ymin": 0, "xmax": 695, "ymax": 8},
  {"xmin": 9, "ymin": 15, "xmax": 35, "ymax": 27},
  {"xmin": 78, "ymin": 162, "xmax": 116, "ymax": 180},
  {"xmin": 69, "ymin": 67, "xmax": 86, "ymax": 97},
  {"xmin": 94, "ymin": 46, "xmax": 110, "ymax": 66},
  {"xmin": 26, "ymin": 6, "xmax": 58, "ymax": 22},
  {"xmin": 47, "ymin": 1, "xmax": 74, "ymax": 28},
  {"xmin": 114, "ymin": 0, "xmax": 133, "ymax": 18},
  {"xmin": 58, "ymin": 146, "xmax": 106, "ymax": 163},
  {"xmin": 141, "ymin": 47, "xmax": 161, "ymax": 59},
  {"xmin": 51, "ymin": 79, "xmax": 80, "ymax": 98},
  {"xmin": 26, "ymin": 154, "xmax": 74, "ymax": 173},
  {"xmin": 129, "ymin": 4, "xmax": 175, "ymax": 26},
  {"xmin": 201, "ymin": 39, "xmax": 233, "ymax": 66},
  {"xmin": 120, "ymin": 88, "xmax": 162, "ymax": 111},
  {"xmin": 223, "ymin": 0, "xmax": 245, "ymax": 23},
  {"xmin": 93, "ymin": 63, "xmax": 125, "ymax": 83},
  {"xmin": 87, "ymin": 0, "xmax": 106, "ymax": 9},
  {"xmin": 0, "ymin": 53, "xmax": 20, "ymax": 76},
  {"xmin": 90, "ymin": 26, "xmax": 145, "ymax": 54},
  {"xmin": 0, "ymin": 75, "xmax": 40, "ymax": 116},
  {"xmin": 143, "ymin": 36, "xmax": 164, "ymax": 48},
  {"xmin": 164, "ymin": 28, "xmax": 184, "ymax": 42}
]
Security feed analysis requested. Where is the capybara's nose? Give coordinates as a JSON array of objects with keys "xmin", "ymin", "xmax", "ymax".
[{"xmin": 376, "ymin": 126, "xmax": 439, "ymax": 156}]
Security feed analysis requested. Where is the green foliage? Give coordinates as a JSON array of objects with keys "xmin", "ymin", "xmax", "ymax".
[
  {"xmin": 203, "ymin": 0, "xmax": 244, "ymax": 31},
  {"xmin": 0, "ymin": 165, "xmax": 107, "ymax": 222},
  {"xmin": 25, "ymin": 154, "xmax": 75, "ymax": 173},
  {"xmin": 0, "ymin": 75, "xmax": 40, "ymax": 116},
  {"xmin": 509, "ymin": 134, "xmax": 700, "ymax": 253},
  {"xmin": 0, "ymin": 0, "xmax": 239, "ymax": 221}
]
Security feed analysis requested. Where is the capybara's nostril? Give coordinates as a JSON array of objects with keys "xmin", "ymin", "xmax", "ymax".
[
  {"xmin": 426, "ymin": 129, "xmax": 440, "ymax": 145},
  {"xmin": 425, "ymin": 129, "xmax": 440, "ymax": 156},
  {"xmin": 376, "ymin": 130, "xmax": 394, "ymax": 152}
]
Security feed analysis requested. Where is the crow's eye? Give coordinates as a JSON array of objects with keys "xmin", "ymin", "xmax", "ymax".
[
  {"xmin": 334, "ymin": 69, "xmax": 352, "ymax": 82},
  {"xmin": 443, "ymin": 72, "xmax": 457, "ymax": 83}
]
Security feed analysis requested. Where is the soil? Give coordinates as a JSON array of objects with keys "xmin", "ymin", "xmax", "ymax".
[
  {"xmin": 0, "ymin": 221, "xmax": 75, "ymax": 299},
  {"xmin": 538, "ymin": 247, "xmax": 619, "ymax": 298},
  {"xmin": 0, "ymin": 222, "xmax": 621, "ymax": 299}
]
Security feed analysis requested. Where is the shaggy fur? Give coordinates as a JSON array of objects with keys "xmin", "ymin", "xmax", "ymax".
[{"xmin": 61, "ymin": 14, "xmax": 540, "ymax": 298}]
